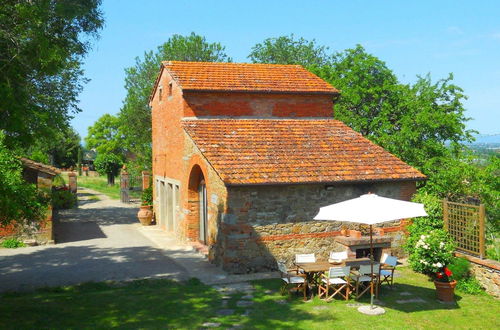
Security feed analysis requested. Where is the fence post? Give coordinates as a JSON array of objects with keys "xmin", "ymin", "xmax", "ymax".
[
  {"xmin": 120, "ymin": 169, "xmax": 129, "ymax": 203},
  {"xmin": 68, "ymin": 172, "xmax": 77, "ymax": 194},
  {"xmin": 442, "ymin": 199, "xmax": 449, "ymax": 230},
  {"xmin": 479, "ymin": 203, "xmax": 485, "ymax": 259},
  {"xmin": 142, "ymin": 171, "xmax": 151, "ymax": 190}
]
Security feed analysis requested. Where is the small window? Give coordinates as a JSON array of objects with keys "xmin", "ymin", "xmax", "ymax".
[
  {"xmin": 158, "ymin": 86, "xmax": 163, "ymax": 101},
  {"xmin": 168, "ymin": 81, "xmax": 173, "ymax": 97}
]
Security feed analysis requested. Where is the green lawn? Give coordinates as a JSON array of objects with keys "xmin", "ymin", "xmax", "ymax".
[
  {"xmin": 76, "ymin": 175, "xmax": 141, "ymax": 201},
  {"xmin": 1, "ymin": 267, "xmax": 498, "ymax": 329}
]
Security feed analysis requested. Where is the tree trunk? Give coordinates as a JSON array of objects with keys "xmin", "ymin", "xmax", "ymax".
[{"xmin": 107, "ymin": 173, "xmax": 115, "ymax": 185}]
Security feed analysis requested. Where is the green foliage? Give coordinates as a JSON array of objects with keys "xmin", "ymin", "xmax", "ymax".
[
  {"xmin": 26, "ymin": 126, "xmax": 81, "ymax": 168},
  {"xmin": 448, "ymin": 257, "xmax": 471, "ymax": 281},
  {"xmin": 85, "ymin": 114, "xmax": 123, "ymax": 157},
  {"xmin": 456, "ymin": 277, "xmax": 484, "ymax": 295},
  {"xmin": 51, "ymin": 189, "xmax": 77, "ymax": 209},
  {"xmin": 249, "ymin": 34, "xmax": 331, "ymax": 67},
  {"xmin": 0, "ymin": 0, "xmax": 103, "ymax": 149},
  {"xmin": 1, "ymin": 238, "xmax": 26, "ymax": 248},
  {"xmin": 0, "ymin": 132, "xmax": 48, "ymax": 227},
  {"xmin": 94, "ymin": 153, "xmax": 122, "ymax": 185},
  {"xmin": 141, "ymin": 186, "xmax": 153, "ymax": 206},
  {"xmin": 118, "ymin": 32, "xmax": 231, "ymax": 170},
  {"xmin": 407, "ymin": 229, "xmax": 455, "ymax": 276},
  {"xmin": 52, "ymin": 174, "xmax": 66, "ymax": 188}
]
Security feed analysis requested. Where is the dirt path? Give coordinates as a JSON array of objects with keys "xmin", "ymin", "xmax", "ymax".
[{"xmin": 0, "ymin": 187, "xmax": 188, "ymax": 292}]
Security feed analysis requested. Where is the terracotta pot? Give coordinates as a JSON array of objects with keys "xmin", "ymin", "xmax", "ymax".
[
  {"xmin": 434, "ymin": 280, "xmax": 457, "ymax": 302},
  {"xmin": 137, "ymin": 205, "xmax": 153, "ymax": 226}
]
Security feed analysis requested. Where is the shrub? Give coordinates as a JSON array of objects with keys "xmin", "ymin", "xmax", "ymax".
[
  {"xmin": 448, "ymin": 257, "xmax": 470, "ymax": 281},
  {"xmin": 52, "ymin": 189, "xmax": 77, "ymax": 209},
  {"xmin": 1, "ymin": 238, "xmax": 26, "ymax": 248},
  {"xmin": 456, "ymin": 277, "xmax": 484, "ymax": 295},
  {"xmin": 408, "ymin": 229, "xmax": 455, "ymax": 276},
  {"xmin": 52, "ymin": 174, "xmax": 66, "ymax": 188},
  {"xmin": 141, "ymin": 186, "xmax": 153, "ymax": 206}
]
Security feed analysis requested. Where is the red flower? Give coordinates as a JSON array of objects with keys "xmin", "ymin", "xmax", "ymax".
[
  {"xmin": 436, "ymin": 272, "xmax": 443, "ymax": 279},
  {"xmin": 444, "ymin": 267, "xmax": 452, "ymax": 277}
]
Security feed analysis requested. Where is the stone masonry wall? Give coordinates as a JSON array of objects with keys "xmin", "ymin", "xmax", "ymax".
[
  {"xmin": 456, "ymin": 253, "xmax": 500, "ymax": 298},
  {"xmin": 216, "ymin": 181, "xmax": 416, "ymax": 273}
]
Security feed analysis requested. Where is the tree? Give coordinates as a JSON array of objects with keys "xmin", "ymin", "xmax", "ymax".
[
  {"xmin": 0, "ymin": 0, "xmax": 104, "ymax": 149},
  {"xmin": 26, "ymin": 126, "xmax": 81, "ymax": 168},
  {"xmin": 118, "ymin": 32, "xmax": 231, "ymax": 170},
  {"xmin": 248, "ymin": 34, "xmax": 331, "ymax": 67},
  {"xmin": 0, "ymin": 132, "xmax": 48, "ymax": 227},
  {"xmin": 94, "ymin": 153, "xmax": 122, "ymax": 185},
  {"xmin": 313, "ymin": 45, "xmax": 475, "ymax": 170},
  {"xmin": 85, "ymin": 114, "xmax": 123, "ymax": 156}
]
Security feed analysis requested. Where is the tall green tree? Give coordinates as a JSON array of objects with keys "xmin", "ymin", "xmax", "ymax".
[
  {"xmin": 312, "ymin": 45, "xmax": 475, "ymax": 169},
  {"xmin": 0, "ymin": 0, "xmax": 104, "ymax": 148},
  {"xmin": 118, "ymin": 32, "xmax": 231, "ymax": 170},
  {"xmin": 248, "ymin": 34, "xmax": 331, "ymax": 67},
  {"xmin": 85, "ymin": 114, "xmax": 123, "ymax": 157},
  {"xmin": 27, "ymin": 126, "xmax": 81, "ymax": 168}
]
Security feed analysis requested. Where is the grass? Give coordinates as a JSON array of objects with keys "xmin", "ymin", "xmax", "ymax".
[
  {"xmin": 76, "ymin": 175, "xmax": 141, "ymax": 201},
  {"xmin": 1, "ymin": 267, "xmax": 498, "ymax": 329}
]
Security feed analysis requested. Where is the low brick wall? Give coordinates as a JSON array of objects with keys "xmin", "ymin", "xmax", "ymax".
[{"xmin": 456, "ymin": 253, "xmax": 500, "ymax": 298}]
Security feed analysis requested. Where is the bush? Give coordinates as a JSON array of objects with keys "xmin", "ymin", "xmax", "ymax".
[
  {"xmin": 94, "ymin": 153, "xmax": 122, "ymax": 185},
  {"xmin": 408, "ymin": 229, "xmax": 455, "ymax": 275},
  {"xmin": 52, "ymin": 189, "xmax": 77, "ymax": 209},
  {"xmin": 141, "ymin": 186, "xmax": 153, "ymax": 206},
  {"xmin": 1, "ymin": 238, "xmax": 26, "ymax": 248},
  {"xmin": 448, "ymin": 257, "xmax": 470, "ymax": 281},
  {"xmin": 52, "ymin": 174, "xmax": 66, "ymax": 188},
  {"xmin": 456, "ymin": 277, "xmax": 484, "ymax": 295}
]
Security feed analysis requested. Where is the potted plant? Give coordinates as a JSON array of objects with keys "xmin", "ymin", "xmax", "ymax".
[
  {"xmin": 408, "ymin": 229, "xmax": 456, "ymax": 302},
  {"xmin": 137, "ymin": 186, "xmax": 153, "ymax": 226}
]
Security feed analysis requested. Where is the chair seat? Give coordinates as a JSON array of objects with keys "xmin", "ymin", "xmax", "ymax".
[
  {"xmin": 321, "ymin": 277, "xmax": 347, "ymax": 285},
  {"xmin": 380, "ymin": 269, "xmax": 392, "ymax": 276},
  {"xmin": 351, "ymin": 275, "xmax": 373, "ymax": 282},
  {"xmin": 282, "ymin": 276, "xmax": 305, "ymax": 284}
]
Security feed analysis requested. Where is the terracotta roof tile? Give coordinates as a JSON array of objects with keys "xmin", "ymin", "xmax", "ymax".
[
  {"xmin": 162, "ymin": 61, "xmax": 338, "ymax": 94},
  {"xmin": 20, "ymin": 157, "xmax": 61, "ymax": 176},
  {"xmin": 182, "ymin": 119, "xmax": 426, "ymax": 185}
]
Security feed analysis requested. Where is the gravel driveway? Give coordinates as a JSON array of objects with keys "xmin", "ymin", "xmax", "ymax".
[{"xmin": 0, "ymin": 188, "xmax": 188, "ymax": 292}]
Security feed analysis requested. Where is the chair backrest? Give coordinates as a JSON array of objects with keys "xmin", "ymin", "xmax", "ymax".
[
  {"xmin": 383, "ymin": 255, "xmax": 398, "ymax": 267},
  {"xmin": 359, "ymin": 264, "xmax": 380, "ymax": 275},
  {"xmin": 328, "ymin": 266, "xmax": 351, "ymax": 278},
  {"xmin": 329, "ymin": 251, "xmax": 348, "ymax": 260},
  {"xmin": 295, "ymin": 253, "xmax": 316, "ymax": 263},
  {"xmin": 277, "ymin": 261, "xmax": 288, "ymax": 274},
  {"xmin": 380, "ymin": 253, "xmax": 389, "ymax": 264}
]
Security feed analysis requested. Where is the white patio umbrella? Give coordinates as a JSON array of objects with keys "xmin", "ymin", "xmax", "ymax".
[{"xmin": 314, "ymin": 193, "xmax": 427, "ymax": 315}]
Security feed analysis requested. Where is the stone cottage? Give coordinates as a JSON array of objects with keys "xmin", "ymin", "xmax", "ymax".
[{"xmin": 150, "ymin": 61, "xmax": 426, "ymax": 273}]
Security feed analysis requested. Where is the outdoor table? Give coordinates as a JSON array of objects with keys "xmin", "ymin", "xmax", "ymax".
[{"xmin": 295, "ymin": 258, "xmax": 373, "ymax": 299}]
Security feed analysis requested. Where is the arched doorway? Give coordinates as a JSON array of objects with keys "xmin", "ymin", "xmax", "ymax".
[{"xmin": 187, "ymin": 165, "xmax": 208, "ymax": 244}]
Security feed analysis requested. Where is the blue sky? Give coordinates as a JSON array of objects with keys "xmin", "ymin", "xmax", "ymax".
[{"xmin": 74, "ymin": 0, "xmax": 500, "ymax": 139}]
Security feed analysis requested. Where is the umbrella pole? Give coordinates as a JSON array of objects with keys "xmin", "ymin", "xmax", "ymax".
[{"xmin": 370, "ymin": 224, "xmax": 374, "ymax": 309}]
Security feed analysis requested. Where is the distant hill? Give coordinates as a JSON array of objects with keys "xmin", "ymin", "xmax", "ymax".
[{"xmin": 471, "ymin": 134, "xmax": 500, "ymax": 145}]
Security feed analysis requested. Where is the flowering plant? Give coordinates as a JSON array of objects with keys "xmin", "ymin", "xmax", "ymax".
[
  {"xmin": 408, "ymin": 229, "xmax": 455, "ymax": 279},
  {"xmin": 435, "ymin": 266, "xmax": 454, "ymax": 283}
]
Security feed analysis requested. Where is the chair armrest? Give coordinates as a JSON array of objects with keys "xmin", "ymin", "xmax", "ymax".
[{"xmin": 380, "ymin": 265, "xmax": 395, "ymax": 271}]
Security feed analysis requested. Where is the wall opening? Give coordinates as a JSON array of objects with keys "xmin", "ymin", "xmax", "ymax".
[{"xmin": 187, "ymin": 165, "xmax": 207, "ymax": 244}]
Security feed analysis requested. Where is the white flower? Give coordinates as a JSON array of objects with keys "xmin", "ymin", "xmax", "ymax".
[
  {"xmin": 439, "ymin": 242, "xmax": 445, "ymax": 248},
  {"xmin": 437, "ymin": 262, "xmax": 443, "ymax": 268},
  {"xmin": 420, "ymin": 235, "xmax": 426, "ymax": 240}
]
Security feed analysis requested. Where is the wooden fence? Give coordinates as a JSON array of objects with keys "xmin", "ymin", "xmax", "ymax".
[{"xmin": 443, "ymin": 200, "xmax": 485, "ymax": 258}]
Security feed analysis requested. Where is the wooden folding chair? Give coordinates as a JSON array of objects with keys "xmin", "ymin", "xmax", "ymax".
[
  {"xmin": 379, "ymin": 255, "xmax": 398, "ymax": 288},
  {"xmin": 277, "ymin": 261, "xmax": 307, "ymax": 301},
  {"xmin": 350, "ymin": 264, "xmax": 380, "ymax": 299},
  {"xmin": 318, "ymin": 266, "xmax": 351, "ymax": 301}
]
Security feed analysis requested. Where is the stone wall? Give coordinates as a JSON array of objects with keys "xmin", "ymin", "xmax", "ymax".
[
  {"xmin": 215, "ymin": 181, "xmax": 416, "ymax": 273},
  {"xmin": 456, "ymin": 253, "xmax": 500, "ymax": 298}
]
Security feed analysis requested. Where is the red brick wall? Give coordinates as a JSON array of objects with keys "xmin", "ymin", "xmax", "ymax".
[{"xmin": 183, "ymin": 92, "xmax": 334, "ymax": 118}]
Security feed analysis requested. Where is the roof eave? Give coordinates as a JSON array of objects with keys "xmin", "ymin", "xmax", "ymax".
[
  {"xmin": 182, "ymin": 88, "xmax": 340, "ymax": 96},
  {"xmin": 224, "ymin": 176, "xmax": 427, "ymax": 187}
]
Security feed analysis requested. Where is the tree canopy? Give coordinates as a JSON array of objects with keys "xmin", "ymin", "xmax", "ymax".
[
  {"xmin": 118, "ymin": 32, "xmax": 232, "ymax": 170},
  {"xmin": 85, "ymin": 114, "xmax": 123, "ymax": 157},
  {"xmin": 0, "ymin": 0, "xmax": 104, "ymax": 149},
  {"xmin": 248, "ymin": 34, "xmax": 331, "ymax": 67}
]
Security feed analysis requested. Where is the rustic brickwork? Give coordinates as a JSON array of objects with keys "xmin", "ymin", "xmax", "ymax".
[
  {"xmin": 150, "ymin": 61, "xmax": 423, "ymax": 274},
  {"xmin": 214, "ymin": 182, "xmax": 415, "ymax": 273}
]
